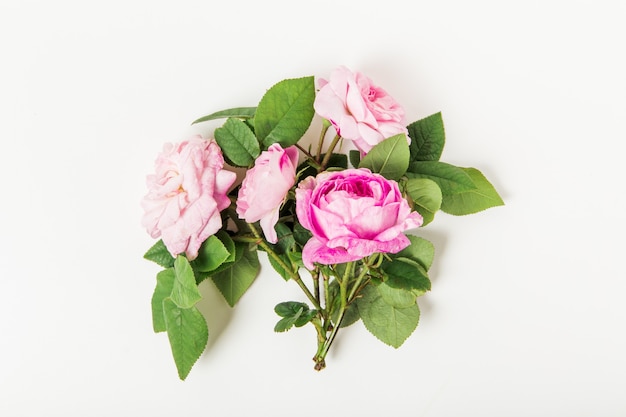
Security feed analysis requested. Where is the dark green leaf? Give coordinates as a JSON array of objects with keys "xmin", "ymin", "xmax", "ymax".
[
  {"xmin": 359, "ymin": 134, "xmax": 410, "ymax": 180},
  {"xmin": 407, "ymin": 112, "xmax": 445, "ymax": 162},
  {"xmin": 274, "ymin": 302, "xmax": 315, "ymax": 332},
  {"xmin": 191, "ymin": 107, "xmax": 256, "ymax": 125},
  {"xmin": 293, "ymin": 222, "xmax": 312, "ymax": 248},
  {"xmin": 405, "ymin": 177, "xmax": 442, "ymax": 226},
  {"xmin": 440, "ymin": 167, "xmax": 505, "ymax": 215},
  {"xmin": 394, "ymin": 235, "xmax": 435, "ymax": 271},
  {"xmin": 214, "ymin": 118, "xmax": 261, "ymax": 167},
  {"xmin": 162, "ymin": 299, "xmax": 208, "ymax": 380},
  {"xmin": 349, "ymin": 150, "xmax": 361, "ymax": 168},
  {"xmin": 144, "ymin": 240, "xmax": 175, "ymax": 268},
  {"xmin": 356, "ymin": 282, "xmax": 420, "ymax": 348},
  {"xmin": 383, "ymin": 259, "xmax": 431, "ymax": 292},
  {"xmin": 151, "ymin": 268, "xmax": 175, "ymax": 333},
  {"xmin": 211, "ymin": 243, "xmax": 260, "ymax": 307},
  {"xmin": 171, "ymin": 256, "xmax": 202, "ymax": 309},
  {"xmin": 268, "ymin": 253, "xmax": 293, "ymax": 281},
  {"xmin": 255, "ymin": 76, "xmax": 316, "ymax": 148},
  {"xmin": 406, "ymin": 161, "xmax": 476, "ymax": 195}
]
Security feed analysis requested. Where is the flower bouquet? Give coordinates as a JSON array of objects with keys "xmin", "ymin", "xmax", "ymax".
[{"xmin": 141, "ymin": 66, "xmax": 503, "ymax": 379}]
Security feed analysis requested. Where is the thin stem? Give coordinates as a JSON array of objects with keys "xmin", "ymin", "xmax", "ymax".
[
  {"xmin": 319, "ymin": 134, "xmax": 341, "ymax": 171},
  {"xmin": 295, "ymin": 143, "xmax": 315, "ymax": 160},
  {"xmin": 347, "ymin": 264, "xmax": 371, "ymax": 302},
  {"xmin": 315, "ymin": 120, "xmax": 332, "ymax": 163},
  {"xmin": 247, "ymin": 223, "xmax": 322, "ymax": 312}
]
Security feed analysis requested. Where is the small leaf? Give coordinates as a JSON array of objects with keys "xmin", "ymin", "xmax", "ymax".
[
  {"xmin": 383, "ymin": 259, "xmax": 431, "ymax": 292},
  {"xmin": 144, "ymin": 240, "xmax": 175, "ymax": 268},
  {"xmin": 268, "ymin": 253, "xmax": 293, "ymax": 281},
  {"xmin": 211, "ymin": 243, "xmax": 260, "ymax": 307},
  {"xmin": 191, "ymin": 107, "xmax": 256, "ymax": 124},
  {"xmin": 405, "ymin": 177, "xmax": 442, "ymax": 226},
  {"xmin": 274, "ymin": 302, "xmax": 315, "ymax": 332},
  {"xmin": 292, "ymin": 222, "xmax": 312, "ymax": 248},
  {"xmin": 191, "ymin": 234, "xmax": 231, "ymax": 273},
  {"xmin": 440, "ymin": 167, "xmax": 504, "ymax": 215},
  {"xmin": 214, "ymin": 118, "xmax": 261, "ymax": 167},
  {"xmin": 151, "ymin": 269, "xmax": 175, "ymax": 333},
  {"xmin": 170, "ymin": 256, "xmax": 202, "ymax": 309},
  {"xmin": 407, "ymin": 112, "xmax": 445, "ymax": 162},
  {"xmin": 255, "ymin": 76, "xmax": 315, "ymax": 148},
  {"xmin": 394, "ymin": 235, "xmax": 435, "ymax": 271},
  {"xmin": 349, "ymin": 150, "xmax": 361, "ymax": 168},
  {"xmin": 356, "ymin": 282, "xmax": 420, "ymax": 348},
  {"xmin": 406, "ymin": 161, "xmax": 476, "ymax": 195},
  {"xmin": 162, "ymin": 299, "xmax": 208, "ymax": 380},
  {"xmin": 359, "ymin": 134, "xmax": 410, "ymax": 180}
]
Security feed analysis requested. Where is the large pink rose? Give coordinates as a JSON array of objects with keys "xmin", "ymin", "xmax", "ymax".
[
  {"xmin": 141, "ymin": 135, "xmax": 237, "ymax": 260},
  {"xmin": 295, "ymin": 168, "xmax": 423, "ymax": 269},
  {"xmin": 314, "ymin": 65, "xmax": 409, "ymax": 154},
  {"xmin": 236, "ymin": 144, "xmax": 299, "ymax": 243}
]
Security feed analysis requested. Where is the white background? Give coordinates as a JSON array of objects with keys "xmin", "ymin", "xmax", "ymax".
[{"xmin": 1, "ymin": 0, "xmax": 625, "ymax": 415}]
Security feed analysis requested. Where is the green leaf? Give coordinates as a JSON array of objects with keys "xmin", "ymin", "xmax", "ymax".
[
  {"xmin": 191, "ymin": 234, "xmax": 231, "ymax": 274},
  {"xmin": 269, "ymin": 222, "xmax": 296, "ymax": 255},
  {"xmin": 359, "ymin": 134, "xmax": 410, "ymax": 180},
  {"xmin": 406, "ymin": 161, "xmax": 476, "ymax": 195},
  {"xmin": 405, "ymin": 177, "xmax": 442, "ymax": 226},
  {"xmin": 328, "ymin": 280, "xmax": 361, "ymax": 328},
  {"xmin": 170, "ymin": 256, "xmax": 202, "ymax": 309},
  {"xmin": 268, "ymin": 253, "xmax": 293, "ymax": 281},
  {"xmin": 441, "ymin": 167, "xmax": 504, "ymax": 215},
  {"xmin": 144, "ymin": 240, "xmax": 175, "ymax": 268},
  {"xmin": 191, "ymin": 107, "xmax": 256, "ymax": 125},
  {"xmin": 151, "ymin": 268, "xmax": 175, "ymax": 333},
  {"xmin": 292, "ymin": 222, "xmax": 312, "ymax": 248},
  {"xmin": 356, "ymin": 282, "xmax": 420, "ymax": 348},
  {"xmin": 383, "ymin": 259, "xmax": 431, "ymax": 292},
  {"xmin": 407, "ymin": 112, "xmax": 445, "ymax": 162},
  {"xmin": 349, "ymin": 150, "xmax": 361, "ymax": 168},
  {"xmin": 274, "ymin": 302, "xmax": 316, "ymax": 332},
  {"xmin": 162, "ymin": 299, "xmax": 208, "ymax": 380},
  {"xmin": 394, "ymin": 235, "xmax": 435, "ymax": 271},
  {"xmin": 377, "ymin": 281, "xmax": 417, "ymax": 308},
  {"xmin": 255, "ymin": 76, "xmax": 315, "ymax": 148},
  {"xmin": 211, "ymin": 243, "xmax": 260, "ymax": 307},
  {"xmin": 214, "ymin": 118, "xmax": 261, "ymax": 167}
]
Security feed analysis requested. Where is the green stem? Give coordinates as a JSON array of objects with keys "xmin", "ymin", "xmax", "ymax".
[
  {"xmin": 247, "ymin": 223, "xmax": 322, "ymax": 312},
  {"xmin": 315, "ymin": 120, "xmax": 332, "ymax": 163},
  {"xmin": 319, "ymin": 134, "xmax": 341, "ymax": 171}
]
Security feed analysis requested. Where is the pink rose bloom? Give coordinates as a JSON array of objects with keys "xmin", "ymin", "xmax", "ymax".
[
  {"xmin": 237, "ymin": 144, "xmax": 299, "ymax": 243},
  {"xmin": 296, "ymin": 168, "xmax": 423, "ymax": 269},
  {"xmin": 141, "ymin": 135, "xmax": 237, "ymax": 260},
  {"xmin": 314, "ymin": 65, "xmax": 409, "ymax": 154}
]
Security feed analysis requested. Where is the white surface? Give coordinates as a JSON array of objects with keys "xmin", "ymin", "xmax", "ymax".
[{"xmin": 1, "ymin": 0, "xmax": 625, "ymax": 415}]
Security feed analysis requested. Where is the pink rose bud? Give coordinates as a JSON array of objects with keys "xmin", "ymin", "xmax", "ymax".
[
  {"xmin": 296, "ymin": 168, "xmax": 423, "ymax": 269},
  {"xmin": 141, "ymin": 135, "xmax": 237, "ymax": 260},
  {"xmin": 314, "ymin": 65, "xmax": 410, "ymax": 155},
  {"xmin": 236, "ymin": 144, "xmax": 299, "ymax": 243}
]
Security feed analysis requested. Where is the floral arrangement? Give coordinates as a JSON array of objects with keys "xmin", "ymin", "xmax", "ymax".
[{"xmin": 141, "ymin": 66, "xmax": 504, "ymax": 379}]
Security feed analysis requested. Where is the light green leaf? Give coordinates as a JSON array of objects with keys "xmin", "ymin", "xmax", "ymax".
[
  {"xmin": 377, "ymin": 281, "xmax": 417, "ymax": 308},
  {"xmin": 395, "ymin": 235, "xmax": 435, "ymax": 271},
  {"xmin": 407, "ymin": 112, "xmax": 445, "ymax": 162},
  {"xmin": 440, "ymin": 167, "xmax": 504, "ymax": 215},
  {"xmin": 144, "ymin": 240, "xmax": 175, "ymax": 268},
  {"xmin": 191, "ymin": 107, "xmax": 256, "ymax": 124},
  {"xmin": 383, "ymin": 259, "xmax": 431, "ymax": 292},
  {"xmin": 191, "ymin": 234, "xmax": 231, "ymax": 274},
  {"xmin": 211, "ymin": 243, "xmax": 260, "ymax": 307},
  {"xmin": 255, "ymin": 76, "xmax": 315, "ymax": 148},
  {"xmin": 357, "ymin": 282, "xmax": 420, "ymax": 348},
  {"xmin": 359, "ymin": 134, "xmax": 410, "ymax": 180},
  {"xmin": 405, "ymin": 177, "xmax": 442, "ymax": 226},
  {"xmin": 406, "ymin": 161, "xmax": 476, "ymax": 195},
  {"xmin": 170, "ymin": 256, "xmax": 202, "ymax": 309},
  {"xmin": 151, "ymin": 268, "xmax": 175, "ymax": 333},
  {"xmin": 162, "ymin": 299, "xmax": 208, "ymax": 380},
  {"xmin": 214, "ymin": 118, "xmax": 260, "ymax": 167}
]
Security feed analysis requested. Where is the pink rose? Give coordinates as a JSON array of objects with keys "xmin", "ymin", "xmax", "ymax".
[
  {"xmin": 296, "ymin": 168, "xmax": 423, "ymax": 269},
  {"xmin": 236, "ymin": 144, "xmax": 299, "ymax": 243},
  {"xmin": 314, "ymin": 65, "xmax": 409, "ymax": 154},
  {"xmin": 141, "ymin": 135, "xmax": 237, "ymax": 260}
]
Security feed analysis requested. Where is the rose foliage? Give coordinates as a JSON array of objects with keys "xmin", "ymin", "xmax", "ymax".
[{"xmin": 141, "ymin": 66, "xmax": 504, "ymax": 379}]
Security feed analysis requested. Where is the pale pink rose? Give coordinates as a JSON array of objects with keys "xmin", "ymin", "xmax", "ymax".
[
  {"xmin": 141, "ymin": 135, "xmax": 237, "ymax": 260},
  {"xmin": 236, "ymin": 144, "xmax": 299, "ymax": 243},
  {"xmin": 295, "ymin": 168, "xmax": 423, "ymax": 269},
  {"xmin": 314, "ymin": 65, "xmax": 409, "ymax": 154}
]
